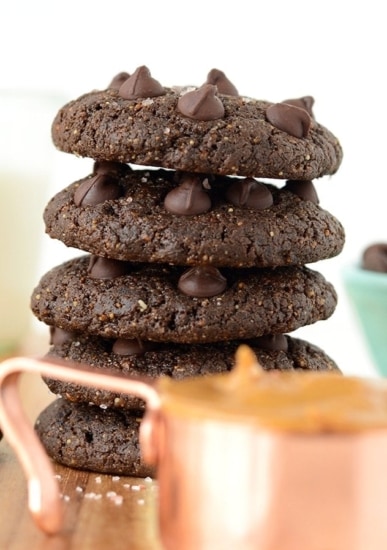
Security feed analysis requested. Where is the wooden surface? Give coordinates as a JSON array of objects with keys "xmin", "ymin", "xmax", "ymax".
[{"xmin": 0, "ymin": 369, "xmax": 164, "ymax": 550}]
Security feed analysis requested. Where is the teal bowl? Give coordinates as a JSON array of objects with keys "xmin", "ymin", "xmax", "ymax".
[{"xmin": 343, "ymin": 265, "xmax": 387, "ymax": 377}]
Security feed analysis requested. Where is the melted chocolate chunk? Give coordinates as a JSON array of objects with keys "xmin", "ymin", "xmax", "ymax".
[
  {"xmin": 112, "ymin": 338, "xmax": 148, "ymax": 356},
  {"xmin": 177, "ymin": 84, "xmax": 225, "ymax": 121},
  {"xmin": 164, "ymin": 174, "xmax": 211, "ymax": 215},
  {"xmin": 282, "ymin": 96, "xmax": 315, "ymax": 118},
  {"xmin": 49, "ymin": 326, "xmax": 75, "ymax": 346},
  {"xmin": 362, "ymin": 244, "xmax": 387, "ymax": 273},
  {"xmin": 88, "ymin": 256, "xmax": 130, "ymax": 279},
  {"xmin": 178, "ymin": 266, "xmax": 227, "ymax": 297},
  {"xmin": 118, "ymin": 66, "xmax": 165, "ymax": 100},
  {"xmin": 266, "ymin": 103, "xmax": 311, "ymax": 138},
  {"xmin": 74, "ymin": 174, "xmax": 123, "ymax": 206},
  {"xmin": 108, "ymin": 72, "xmax": 131, "ymax": 90},
  {"xmin": 205, "ymin": 68, "xmax": 239, "ymax": 96},
  {"xmin": 284, "ymin": 180, "xmax": 319, "ymax": 204},
  {"xmin": 225, "ymin": 178, "xmax": 273, "ymax": 210},
  {"xmin": 253, "ymin": 334, "xmax": 289, "ymax": 352}
]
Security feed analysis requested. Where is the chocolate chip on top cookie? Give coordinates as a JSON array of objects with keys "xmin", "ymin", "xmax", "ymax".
[{"xmin": 51, "ymin": 66, "xmax": 343, "ymax": 180}]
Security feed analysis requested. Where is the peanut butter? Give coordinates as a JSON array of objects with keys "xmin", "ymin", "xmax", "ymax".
[{"xmin": 159, "ymin": 345, "xmax": 387, "ymax": 432}]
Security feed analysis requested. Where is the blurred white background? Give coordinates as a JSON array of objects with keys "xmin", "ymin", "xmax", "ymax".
[{"xmin": 1, "ymin": 0, "xmax": 386, "ymax": 376}]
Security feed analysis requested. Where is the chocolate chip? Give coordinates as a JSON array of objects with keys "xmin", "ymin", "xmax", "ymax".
[
  {"xmin": 266, "ymin": 103, "xmax": 311, "ymax": 138},
  {"xmin": 282, "ymin": 96, "xmax": 315, "ymax": 118},
  {"xmin": 362, "ymin": 244, "xmax": 387, "ymax": 273},
  {"xmin": 173, "ymin": 170, "xmax": 214, "ymax": 186},
  {"xmin": 225, "ymin": 178, "xmax": 273, "ymax": 210},
  {"xmin": 283, "ymin": 180, "xmax": 319, "ymax": 204},
  {"xmin": 88, "ymin": 256, "xmax": 130, "ymax": 279},
  {"xmin": 93, "ymin": 160, "xmax": 130, "ymax": 177},
  {"xmin": 49, "ymin": 326, "xmax": 75, "ymax": 346},
  {"xmin": 206, "ymin": 68, "xmax": 239, "ymax": 96},
  {"xmin": 253, "ymin": 334, "xmax": 289, "ymax": 352},
  {"xmin": 73, "ymin": 174, "xmax": 123, "ymax": 206},
  {"xmin": 164, "ymin": 174, "xmax": 211, "ymax": 215},
  {"xmin": 118, "ymin": 66, "xmax": 165, "ymax": 100},
  {"xmin": 108, "ymin": 72, "xmax": 131, "ymax": 90},
  {"xmin": 178, "ymin": 266, "xmax": 227, "ymax": 297},
  {"xmin": 177, "ymin": 84, "xmax": 225, "ymax": 121},
  {"xmin": 112, "ymin": 338, "xmax": 147, "ymax": 356}
]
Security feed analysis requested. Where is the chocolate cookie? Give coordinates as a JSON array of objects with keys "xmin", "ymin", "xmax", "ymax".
[
  {"xmin": 31, "ymin": 256, "xmax": 337, "ymax": 343},
  {"xmin": 43, "ymin": 166, "xmax": 345, "ymax": 268},
  {"xmin": 361, "ymin": 243, "xmax": 387, "ymax": 273},
  {"xmin": 35, "ymin": 398, "xmax": 154, "ymax": 477},
  {"xmin": 43, "ymin": 332, "xmax": 340, "ymax": 410},
  {"xmin": 51, "ymin": 68, "xmax": 342, "ymax": 180}
]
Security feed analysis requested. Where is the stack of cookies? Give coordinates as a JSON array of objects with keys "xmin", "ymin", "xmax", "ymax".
[{"xmin": 32, "ymin": 67, "xmax": 344, "ymax": 476}]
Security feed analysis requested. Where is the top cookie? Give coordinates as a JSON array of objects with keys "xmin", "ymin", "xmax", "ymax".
[{"xmin": 51, "ymin": 67, "xmax": 343, "ymax": 180}]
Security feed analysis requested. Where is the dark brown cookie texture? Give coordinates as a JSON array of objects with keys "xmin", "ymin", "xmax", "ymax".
[
  {"xmin": 31, "ymin": 256, "xmax": 337, "ymax": 344},
  {"xmin": 51, "ymin": 87, "xmax": 342, "ymax": 180},
  {"xmin": 43, "ymin": 168, "xmax": 345, "ymax": 268},
  {"xmin": 43, "ymin": 333, "xmax": 340, "ymax": 410},
  {"xmin": 34, "ymin": 398, "xmax": 154, "ymax": 477}
]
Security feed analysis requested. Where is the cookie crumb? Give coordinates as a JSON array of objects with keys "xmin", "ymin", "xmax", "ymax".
[{"xmin": 138, "ymin": 299, "xmax": 148, "ymax": 311}]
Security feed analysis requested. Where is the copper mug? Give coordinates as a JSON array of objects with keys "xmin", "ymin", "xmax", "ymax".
[{"xmin": 1, "ymin": 345, "xmax": 387, "ymax": 550}]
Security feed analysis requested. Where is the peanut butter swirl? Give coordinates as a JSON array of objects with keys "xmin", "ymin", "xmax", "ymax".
[{"xmin": 160, "ymin": 345, "xmax": 387, "ymax": 432}]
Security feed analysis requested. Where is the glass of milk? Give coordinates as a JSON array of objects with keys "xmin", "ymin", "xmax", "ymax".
[{"xmin": 0, "ymin": 90, "xmax": 66, "ymax": 357}]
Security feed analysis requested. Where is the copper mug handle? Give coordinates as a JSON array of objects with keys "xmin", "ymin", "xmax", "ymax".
[{"xmin": 0, "ymin": 355, "xmax": 161, "ymax": 534}]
